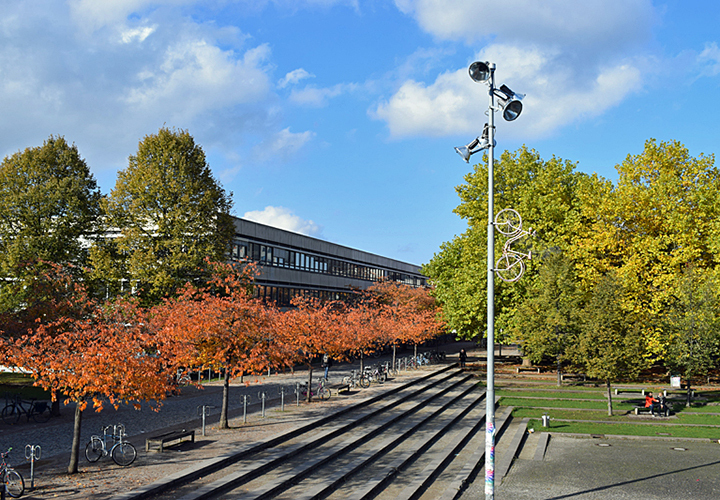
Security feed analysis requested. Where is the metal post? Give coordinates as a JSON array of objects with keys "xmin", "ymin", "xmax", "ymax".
[
  {"xmin": 258, "ymin": 392, "xmax": 267, "ymax": 418},
  {"xmin": 242, "ymin": 395, "xmax": 250, "ymax": 424},
  {"xmin": 197, "ymin": 405, "xmax": 215, "ymax": 436},
  {"xmin": 295, "ymin": 382, "xmax": 301, "ymax": 406},
  {"xmin": 280, "ymin": 387, "xmax": 286, "ymax": 412},
  {"xmin": 485, "ymin": 62, "xmax": 497, "ymax": 500},
  {"xmin": 24, "ymin": 445, "xmax": 41, "ymax": 490}
]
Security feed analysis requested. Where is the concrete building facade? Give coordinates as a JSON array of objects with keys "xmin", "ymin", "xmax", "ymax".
[{"xmin": 230, "ymin": 217, "xmax": 426, "ymax": 306}]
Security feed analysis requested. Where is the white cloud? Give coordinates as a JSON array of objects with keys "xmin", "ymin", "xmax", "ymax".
[
  {"xmin": 698, "ymin": 42, "xmax": 720, "ymax": 77},
  {"xmin": 242, "ymin": 206, "xmax": 324, "ymax": 237},
  {"xmin": 68, "ymin": 0, "xmax": 193, "ymax": 33},
  {"xmin": 373, "ymin": 44, "xmax": 643, "ymax": 139},
  {"xmin": 278, "ymin": 68, "xmax": 315, "ymax": 88},
  {"xmin": 394, "ymin": 0, "xmax": 655, "ymax": 52},
  {"xmin": 125, "ymin": 40, "xmax": 272, "ymax": 121},
  {"xmin": 289, "ymin": 83, "xmax": 357, "ymax": 107},
  {"xmin": 376, "ymin": 0, "xmax": 654, "ymax": 139},
  {"xmin": 120, "ymin": 25, "xmax": 157, "ymax": 44},
  {"xmin": 253, "ymin": 128, "xmax": 316, "ymax": 161}
]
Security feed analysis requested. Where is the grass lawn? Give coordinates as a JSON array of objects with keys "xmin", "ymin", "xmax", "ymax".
[
  {"xmin": 512, "ymin": 407, "xmax": 720, "ymax": 426},
  {"xmin": 497, "ymin": 389, "xmax": 618, "ymax": 400},
  {"xmin": 0, "ymin": 372, "xmax": 50, "ymax": 400},
  {"xmin": 499, "ymin": 383, "xmax": 720, "ymax": 439},
  {"xmin": 526, "ymin": 418, "xmax": 720, "ymax": 440},
  {"xmin": 499, "ymin": 396, "xmax": 638, "ymax": 411}
]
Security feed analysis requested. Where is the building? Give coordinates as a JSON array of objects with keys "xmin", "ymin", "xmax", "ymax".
[{"xmin": 229, "ymin": 217, "xmax": 427, "ymax": 306}]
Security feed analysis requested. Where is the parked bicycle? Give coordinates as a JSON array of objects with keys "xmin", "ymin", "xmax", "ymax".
[
  {"xmin": 342, "ymin": 370, "xmax": 370, "ymax": 389},
  {"xmin": 300, "ymin": 378, "xmax": 331, "ymax": 400},
  {"xmin": 1, "ymin": 395, "xmax": 51, "ymax": 425},
  {"xmin": 0, "ymin": 448, "xmax": 24, "ymax": 498},
  {"xmin": 364, "ymin": 363, "xmax": 388, "ymax": 384},
  {"xmin": 85, "ymin": 424, "xmax": 137, "ymax": 466}
]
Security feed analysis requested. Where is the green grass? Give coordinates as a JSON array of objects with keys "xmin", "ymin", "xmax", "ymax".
[
  {"xmin": 499, "ymin": 383, "xmax": 720, "ymax": 439},
  {"xmin": 526, "ymin": 419, "xmax": 720, "ymax": 440},
  {"xmin": 0, "ymin": 373, "xmax": 50, "ymax": 400},
  {"xmin": 499, "ymin": 397, "xmax": 638, "ymax": 411},
  {"xmin": 497, "ymin": 389, "xmax": 614, "ymax": 400},
  {"xmin": 511, "ymin": 407, "xmax": 720, "ymax": 426}
]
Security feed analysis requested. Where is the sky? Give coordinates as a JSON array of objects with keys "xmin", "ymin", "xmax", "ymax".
[{"xmin": 0, "ymin": 1, "xmax": 718, "ymax": 268}]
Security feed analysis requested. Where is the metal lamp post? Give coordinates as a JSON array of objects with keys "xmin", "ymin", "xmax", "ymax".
[{"xmin": 454, "ymin": 61, "xmax": 524, "ymax": 500}]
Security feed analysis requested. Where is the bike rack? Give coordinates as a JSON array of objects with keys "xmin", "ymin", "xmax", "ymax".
[
  {"xmin": 196, "ymin": 406, "xmax": 215, "ymax": 436},
  {"xmin": 24, "ymin": 445, "xmax": 41, "ymax": 490}
]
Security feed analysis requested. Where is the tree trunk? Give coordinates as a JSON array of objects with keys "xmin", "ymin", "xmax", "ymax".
[
  {"xmin": 606, "ymin": 380, "xmax": 613, "ymax": 417},
  {"xmin": 392, "ymin": 344, "xmax": 397, "ymax": 373},
  {"xmin": 686, "ymin": 379, "xmax": 692, "ymax": 407},
  {"xmin": 307, "ymin": 365, "xmax": 313, "ymax": 403},
  {"xmin": 360, "ymin": 352, "xmax": 364, "ymax": 373},
  {"xmin": 220, "ymin": 369, "xmax": 230, "ymax": 429},
  {"xmin": 68, "ymin": 403, "xmax": 83, "ymax": 474},
  {"xmin": 557, "ymin": 356, "xmax": 562, "ymax": 387}
]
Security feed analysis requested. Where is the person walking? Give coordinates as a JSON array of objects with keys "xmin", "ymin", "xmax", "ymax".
[
  {"xmin": 459, "ymin": 348, "xmax": 467, "ymax": 368},
  {"xmin": 322, "ymin": 353, "xmax": 333, "ymax": 379}
]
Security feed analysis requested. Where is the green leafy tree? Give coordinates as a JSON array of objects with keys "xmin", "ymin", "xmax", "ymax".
[
  {"xmin": 424, "ymin": 146, "xmax": 592, "ymax": 343},
  {"xmin": 568, "ymin": 272, "xmax": 645, "ymax": 416},
  {"xmin": 509, "ymin": 251, "xmax": 583, "ymax": 385},
  {"xmin": 94, "ymin": 127, "xmax": 234, "ymax": 304},
  {"xmin": 662, "ymin": 266, "xmax": 720, "ymax": 406},
  {"xmin": 0, "ymin": 136, "xmax": 101, "ymax": 320},
  {"xmin": 576, "ymin": 140, "xmax": 720, "ymax": 359}
]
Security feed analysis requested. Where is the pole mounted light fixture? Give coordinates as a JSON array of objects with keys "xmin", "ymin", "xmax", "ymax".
[{"xmin": 453, "ymin": 61, "xmax": 525, "ymax": 500}]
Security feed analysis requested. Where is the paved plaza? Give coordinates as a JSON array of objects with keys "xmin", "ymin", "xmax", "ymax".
[{"xmin": 462, "ymin": 433, "xmax": 720, "ymax": 500}]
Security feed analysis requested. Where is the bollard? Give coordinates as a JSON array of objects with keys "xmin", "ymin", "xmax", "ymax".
[
  {"xmin": 258, "ymin": 391, "xmax": 267, "ymax": 418},
  {"xmin": 542, "ymin": 414, "xmax": 550, "ymax": 428},
  {"xmin": 279, "ymin": 387, "xmax": 286, "ymax": 412},
  {"xmin": 24, "ymin": 444, "xmax": 41, "ymax": 490},
  {"xmin": 242, "ymin": 395, "xmax": 250, "ymax": 424},
  {"xmin": 295, "ymin": 382, "xmax": 302, "ymax": 407},
  {"xmin": 197, "ymin": 405, "xmax": 215, "ymax": 436}
]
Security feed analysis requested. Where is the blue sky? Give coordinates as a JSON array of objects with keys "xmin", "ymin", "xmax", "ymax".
[{"xmin": 0, "ymin": 1, "xmax": 718, "ymax": 267}]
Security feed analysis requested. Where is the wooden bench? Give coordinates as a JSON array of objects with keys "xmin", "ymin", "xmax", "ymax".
[
  {"xmin": 328, "ymin": 383, "xmax": 350, "ymax": 396},
  {"xmin": 145, "ymin": 429, "xmax": 195, "ymax": 452},
  {"xmin": 633, "ymin": 406, "xmax": 652, "ymax": 415},
  {"xmin": 516, "ymin": 367, "xmax": 540, "ymax": 373}
]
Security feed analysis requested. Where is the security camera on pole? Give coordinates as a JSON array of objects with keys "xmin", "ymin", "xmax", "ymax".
[{"xmin": 454, "ymin": 61, "xmax": 525, "ymax": 500}]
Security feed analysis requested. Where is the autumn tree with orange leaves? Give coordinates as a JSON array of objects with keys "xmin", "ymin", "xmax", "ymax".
[
  {"xmin": 275, "ymin": 297, "xmax": 351, "ymax": 402},
  {"xmin": 364, "ymin": 281, "xmax": 444, "ymax": 370},
  {"xmin": 153, "ymin": 261, "xmax": 287, "ymax": 428},
  {"xmin": 8, "ymin": 292, "xmax": 174, "ymax": 474}
]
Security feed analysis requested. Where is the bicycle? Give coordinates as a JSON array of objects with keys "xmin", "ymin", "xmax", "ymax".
[
  {"xmin": 1, "ymin": 395, "xmax": 51, "ymax": 425},
  {"xmin": 342, "ymin": 370, "xmax": 370, "ymax": 389},
  {"xmin": 300, "ymin": 378, "xmax": 331, "ymax": 400},
  {"xmin": 0, "ymin": 448, "xmax": 25, "ymax": 498},
  {"xmin": 493, "ymin": 208, "xmax": 534, "ymax": 283},
  {"xmin": 85, "ymin": 424, "xmax": 137, "ymax": 466}
]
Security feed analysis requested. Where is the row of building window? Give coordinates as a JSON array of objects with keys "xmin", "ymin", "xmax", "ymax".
[
  {"xmin": 252, "ymin": 285, "xmax": 355, "ymax": 307},
  {"xmin": 231, "ymin": 239, "xmax": 426, "ymax": 287}
]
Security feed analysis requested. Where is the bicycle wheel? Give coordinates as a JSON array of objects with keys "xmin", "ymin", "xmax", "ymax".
[
  {"xmin": 495, "ymin": 254, "xmax": 525, "ymax": 282},
  {"xmin": 318, "ymin": 386, "xmax": 331, "ymax": 400},
  {"xmin": 5, "ymin": 468, "xmax": 25, "ymax": 498},
  {"xmin": 85, "ymin": 437, "xmax": 104, "ymax": 463},
  {"xmin": 111, "ymin": 442, "xmax": 137, "ymax": 466},
  {"xmin": 359, "ymin": 375, "xmax": 370, "ymax": 389},
  {"xmin": 494, "ymin": 208, "xmax": 522, "ymax": 236},
  {"xmin": 31, "ymin": 402, "xmax": 51, "ymax": 423},
  {"xmin": 1, "ymin": 404, "xmax": 20, "ymax": 425}
]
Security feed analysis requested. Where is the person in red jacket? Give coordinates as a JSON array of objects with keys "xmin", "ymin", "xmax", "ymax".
[{"xmin": 645, "ymin": 391, "xmax": 658, "ymax": 413}]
